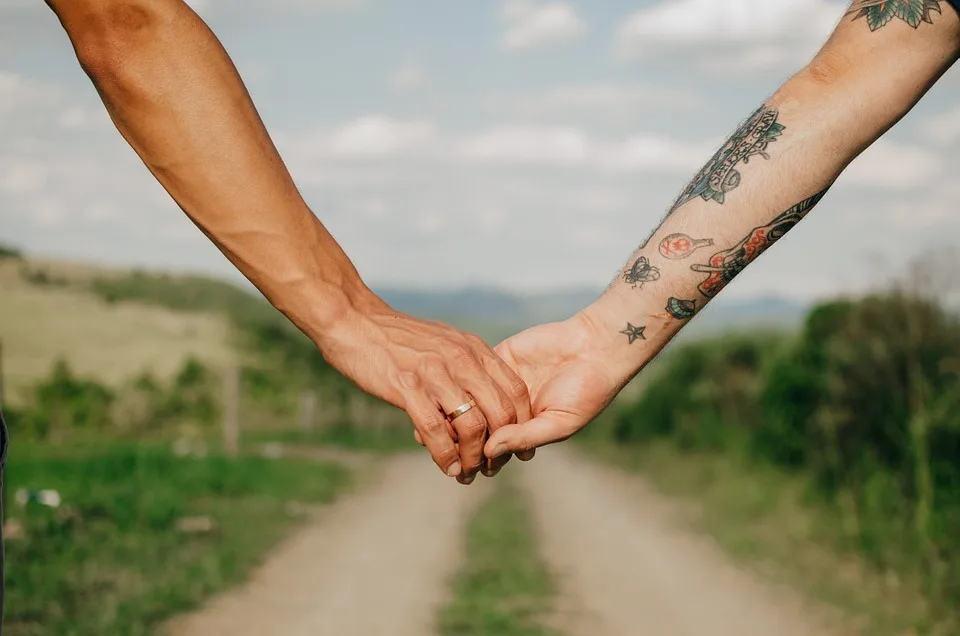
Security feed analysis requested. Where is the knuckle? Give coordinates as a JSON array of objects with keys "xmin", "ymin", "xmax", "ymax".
[
  {"xmin": 456, "ymin": 413, "xmax": 487, "ymax": 437},
  {"xmin": 420, "ymin": 415, "xmax": 446, "ymax": 435},
  {"xmin": 445, "ymin": 343, "xmax": 476, "ymax": 366},
  {"xmin": 398, "ymin": 370, "xmax": 422, "ymax": 391},
  {"xmin": 466, "ymin": 333, "xmax": 489, "ymax": 350},
  {"xmin": 509, "ymin": 379, "xmax": 529, "ymax": 401},
  {"xmin": 494, "ymin": 402, "xmax": 517, "ymax": 427},
  {"xmin": 434, "ymin": 445, "xmax": 459, "ymax": 465}
]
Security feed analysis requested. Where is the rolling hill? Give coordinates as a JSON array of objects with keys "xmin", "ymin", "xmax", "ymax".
[{"xmin": 0, "ymin": 247, "xmax": 809, "ymax": 404}]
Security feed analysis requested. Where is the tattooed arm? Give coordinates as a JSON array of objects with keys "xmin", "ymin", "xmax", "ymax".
[{"xmin": 484, "ymin": 0, "xmax": 960, "ymax": 458}]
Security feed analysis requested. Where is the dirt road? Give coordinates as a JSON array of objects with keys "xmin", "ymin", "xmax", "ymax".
[
  {"xmin": 164, "ymin": 453, "xmax": 487, "ymax": 636},
  {"xmin": 523, "ymin": 446, "xmax": 840, "ymax": 636},
  {"xmin": 166, "ymin": 446, "xmax": 843, "ymax": 636}
]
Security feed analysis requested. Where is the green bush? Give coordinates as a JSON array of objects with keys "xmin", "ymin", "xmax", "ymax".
[
  {"xmin": 613, "ymin": 331, "xmax": 784, "ymax": 450},
  {"xmin": 22, "ymin": 359, "xmax": 115, "ymax": 439}
]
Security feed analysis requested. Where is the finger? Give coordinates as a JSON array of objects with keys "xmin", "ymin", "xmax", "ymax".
[
  {"xmin": 407, "ymin": 395, "xmax": 461, "ymax": 477},
  {"xmin": 481, "ymin": 452, "xmax": 511, "ymax": 478},
  {"xmin": 479, "ymin": 347, "xmax": 533, "ymax": 424},
  {"xmin": 432, "ymin": 371, "xmax": 487, "ymax": 479},
  {"xmin": 484, "ymin": 414, "xmax": 575, "ymax": 459},
  {"xmin": 455, "ymin": 372, "xmax": 518, "ymax": 479},
  {"xmin": 517, "ymin": 449, "xmax": 536, "ymax": 461},
  {"xmin": 414, "ymin": 422, "xmax": 454, "ymax": 446},
  {"xmin": 446, "ymin": 403, "xmax": 487, "ymax": 480}
]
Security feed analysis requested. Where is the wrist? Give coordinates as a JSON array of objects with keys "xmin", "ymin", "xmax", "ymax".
[{"xmin": 578, "ymin": 287, "xmax": 681, "ymax": 386}]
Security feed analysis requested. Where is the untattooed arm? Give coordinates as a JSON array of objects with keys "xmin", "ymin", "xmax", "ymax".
[
  {"xmin": 44, "ymin": 0, "xmax": 532, "ymax": 481},
  {"xmin": 485, "ymin": 0, "xmax": 960, "ymax": 458}
]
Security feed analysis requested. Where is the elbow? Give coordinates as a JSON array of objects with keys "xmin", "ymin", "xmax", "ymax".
[
  {"xmin": 797, "ymin": 48, "xmax": 854, "ymax": 88},
  {"xmin": 66, "ymin": 1, "xmax": 174, "ymax": 83}
]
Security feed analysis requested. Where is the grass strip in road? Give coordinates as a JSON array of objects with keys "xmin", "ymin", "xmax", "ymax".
[
  {"xmin": 438, "ymin": 477, "xmax": 559, "ymax": 636},
  {"xmin": 4, "ymin": 442, "xmax": 351, "ymax": 636}
]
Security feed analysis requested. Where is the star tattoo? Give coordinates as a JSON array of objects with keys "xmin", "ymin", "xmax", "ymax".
[{"xmin": 620, "ymin": 322, "xmax": 647, "ymax": 344}]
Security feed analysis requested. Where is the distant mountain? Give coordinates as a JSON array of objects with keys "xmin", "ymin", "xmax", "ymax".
[{"xmin": 374, "ymin": 284, "xmax": 811, "ymax": 340}]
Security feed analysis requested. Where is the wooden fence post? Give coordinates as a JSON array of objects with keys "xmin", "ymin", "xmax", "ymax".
[
  {"xmin": 0, "ymin": 338, "xmax": 7, "ymax": 527},
  {"xmin": 299, "ymin": 390, "xmax": 317, "ymax": 434},
  {"xmin": 223, "ymin": 363, "xmax": 240, "ymax": 458}
]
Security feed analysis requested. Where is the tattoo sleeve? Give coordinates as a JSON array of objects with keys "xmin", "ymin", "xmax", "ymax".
[{"xmin": 593, "ymin": 5, "xmax": 958, "ymax": 355}]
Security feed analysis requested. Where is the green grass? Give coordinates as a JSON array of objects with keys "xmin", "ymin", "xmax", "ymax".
[
  {"xmin": 4, "ymin": 442, "xmax": 351, "ymax": 636},
  {"xmin": 245, "ymin": 424, "xmax": 420, "ymax": 453},
  {"xmin": 584, "ymin": 439, "xmax": 958, "ymax": 636},
  {"xmin": 438, "ymin": 478, "xmax": 558, "ymax": 636}
]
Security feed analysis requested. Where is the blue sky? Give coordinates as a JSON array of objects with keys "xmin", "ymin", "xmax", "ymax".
[{"xmin": 2, "ymin": 0, "xmax": 960, "ymax": 300}]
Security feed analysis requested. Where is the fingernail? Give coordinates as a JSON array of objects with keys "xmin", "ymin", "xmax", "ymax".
[
  {"xmin": 489, "ymin": 444, "xmax": 507, "ymax": 459},
  {"xmin": 446, "ymin": 461, "xmax": 462, "ymax": 477},
  {"xmin": 462, "ymin": 473, "xmax": 476, "ymax": 485}
]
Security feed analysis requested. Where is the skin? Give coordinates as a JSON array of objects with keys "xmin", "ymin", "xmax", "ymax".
[
  {"xmin": 41, "ymin": 0, "xmax": 533, "ymax": 483},
  {"xmin": 483, "ymin": 1, "xmax": 960, "ymax": 460}
]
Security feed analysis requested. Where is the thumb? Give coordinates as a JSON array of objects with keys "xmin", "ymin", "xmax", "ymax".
[{"xmin": 484, "ymin": 413, "xmax": 574, "ymax": 459}]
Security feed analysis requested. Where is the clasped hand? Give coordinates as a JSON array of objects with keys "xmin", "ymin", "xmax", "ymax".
[{"xmin": 318, "ymin": 293, "xmax": 624, "ymax": 483}]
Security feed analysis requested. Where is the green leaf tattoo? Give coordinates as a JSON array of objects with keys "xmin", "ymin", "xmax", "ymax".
[
  {"xmin": 669, "ymin": 105, "xmax": 784, "ymax": 212},
  {"xmin": 847, "ymin": 0, "xmax": 943, "ymax": 31}
]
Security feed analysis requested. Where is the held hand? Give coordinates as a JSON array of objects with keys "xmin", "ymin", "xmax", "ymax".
[
  {"xmin": 318, "ymin": 295, "xmax": 532, "ymax": 482},
  {"xmin": 483, "ymin": 313, "xmax": 626, "ymax": 460}
]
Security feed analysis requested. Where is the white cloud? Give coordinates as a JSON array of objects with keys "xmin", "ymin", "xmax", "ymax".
[
  {"xmin": 499, "ymin": 0, "xmax": 585, "ymax": 52},
  {"xmin": 58, "ymin": 106, "xmax": 112, "ymax": 131},
  {"xmin": 697, "ymin": 45, "xmax": 795, "ymax": 74},
  {"xmin": 0, "ymin": 160, "xmax": 48, "ymax": 196},
  {"xmin": 0, "ymin": 71, "xmax": 59, "ymax": 119},
  {"xmin": 460, "ymin": 125, "xmax": 590, "ymax": 166},
  {"xmin": 387, "ymin": 61, "xmax": 428, "ymax": 92},
  {"xmin": 841, "ymin": 139, "xmax": 941, "ymax": 190},
  {"xmin": 293, "ymin": 116, "xmax": 438, "ymax": 159},
  {"xmin": 329, "ymin": 117, "xmax": 436, "ymax": 157},
  {"xmin": 598, "ymin": 135, "xmax": 715, "ymax": 173},
  {"xmin": 615, "ymin": 0, "xmax": 846, "ymax": 71},
  {"xmin": 919, "ymin": 105, "xmax": 960, "ymax": 146},
  {"xmin": 489, "ymin": 83, "xmax": 700, "ymax": 116},
  {"xmin": 184, "ymin": 0, "xmax": 363, "ymax": 16},
  {"xmin": 459, "ymin": 124, "xmax": 713, "ymax": 174}
]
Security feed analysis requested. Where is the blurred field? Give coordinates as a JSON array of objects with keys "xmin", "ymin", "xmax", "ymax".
[
  {"xmin": 0, "ymin": 258, "xmax": 235, "ymax": 406},
  {"xmin": 5, "ymin": 441, "xmax": 351, "ymax": 636}
]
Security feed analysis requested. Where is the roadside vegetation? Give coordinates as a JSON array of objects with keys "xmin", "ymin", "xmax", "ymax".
[
  {"xmin": 1, "ymin": 246, "xmax": 411, "ymax": 635},
  {"xmin": 585, "ymin": 253, "xmax": 960, "ymax": 634}
]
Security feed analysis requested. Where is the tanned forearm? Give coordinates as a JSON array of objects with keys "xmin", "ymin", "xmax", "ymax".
[
  {"xmin": 583, "ymin": 1, "xmax": 960, "ymax": 384},
  {"xmin": 45, "ymin": 0, "xmax": 542, "ymax": 480},
  {"xmin": 46, "ymin": 0, "xmax": 382, "ymax": 344}
]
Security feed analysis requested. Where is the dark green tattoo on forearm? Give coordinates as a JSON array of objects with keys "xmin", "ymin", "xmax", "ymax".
[
  {"xmin": 665, "ymin": 297, "xmax": 697, "ymax": 320},
  {"xmin": 669, "ymin": 105, "xmax": 785, "ymax": 213},
  {"xmin": 847, "ymin": 0, "xmax": 943, "ymax": 31},
  {"xmin": 690, "ymin": 189, "xmax": 829, "ymax": 299}
]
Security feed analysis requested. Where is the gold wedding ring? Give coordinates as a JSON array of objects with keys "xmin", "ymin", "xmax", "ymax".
[{"xmin": 446, "ymin": 399, "xmax": 477, "ymax": 421}]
